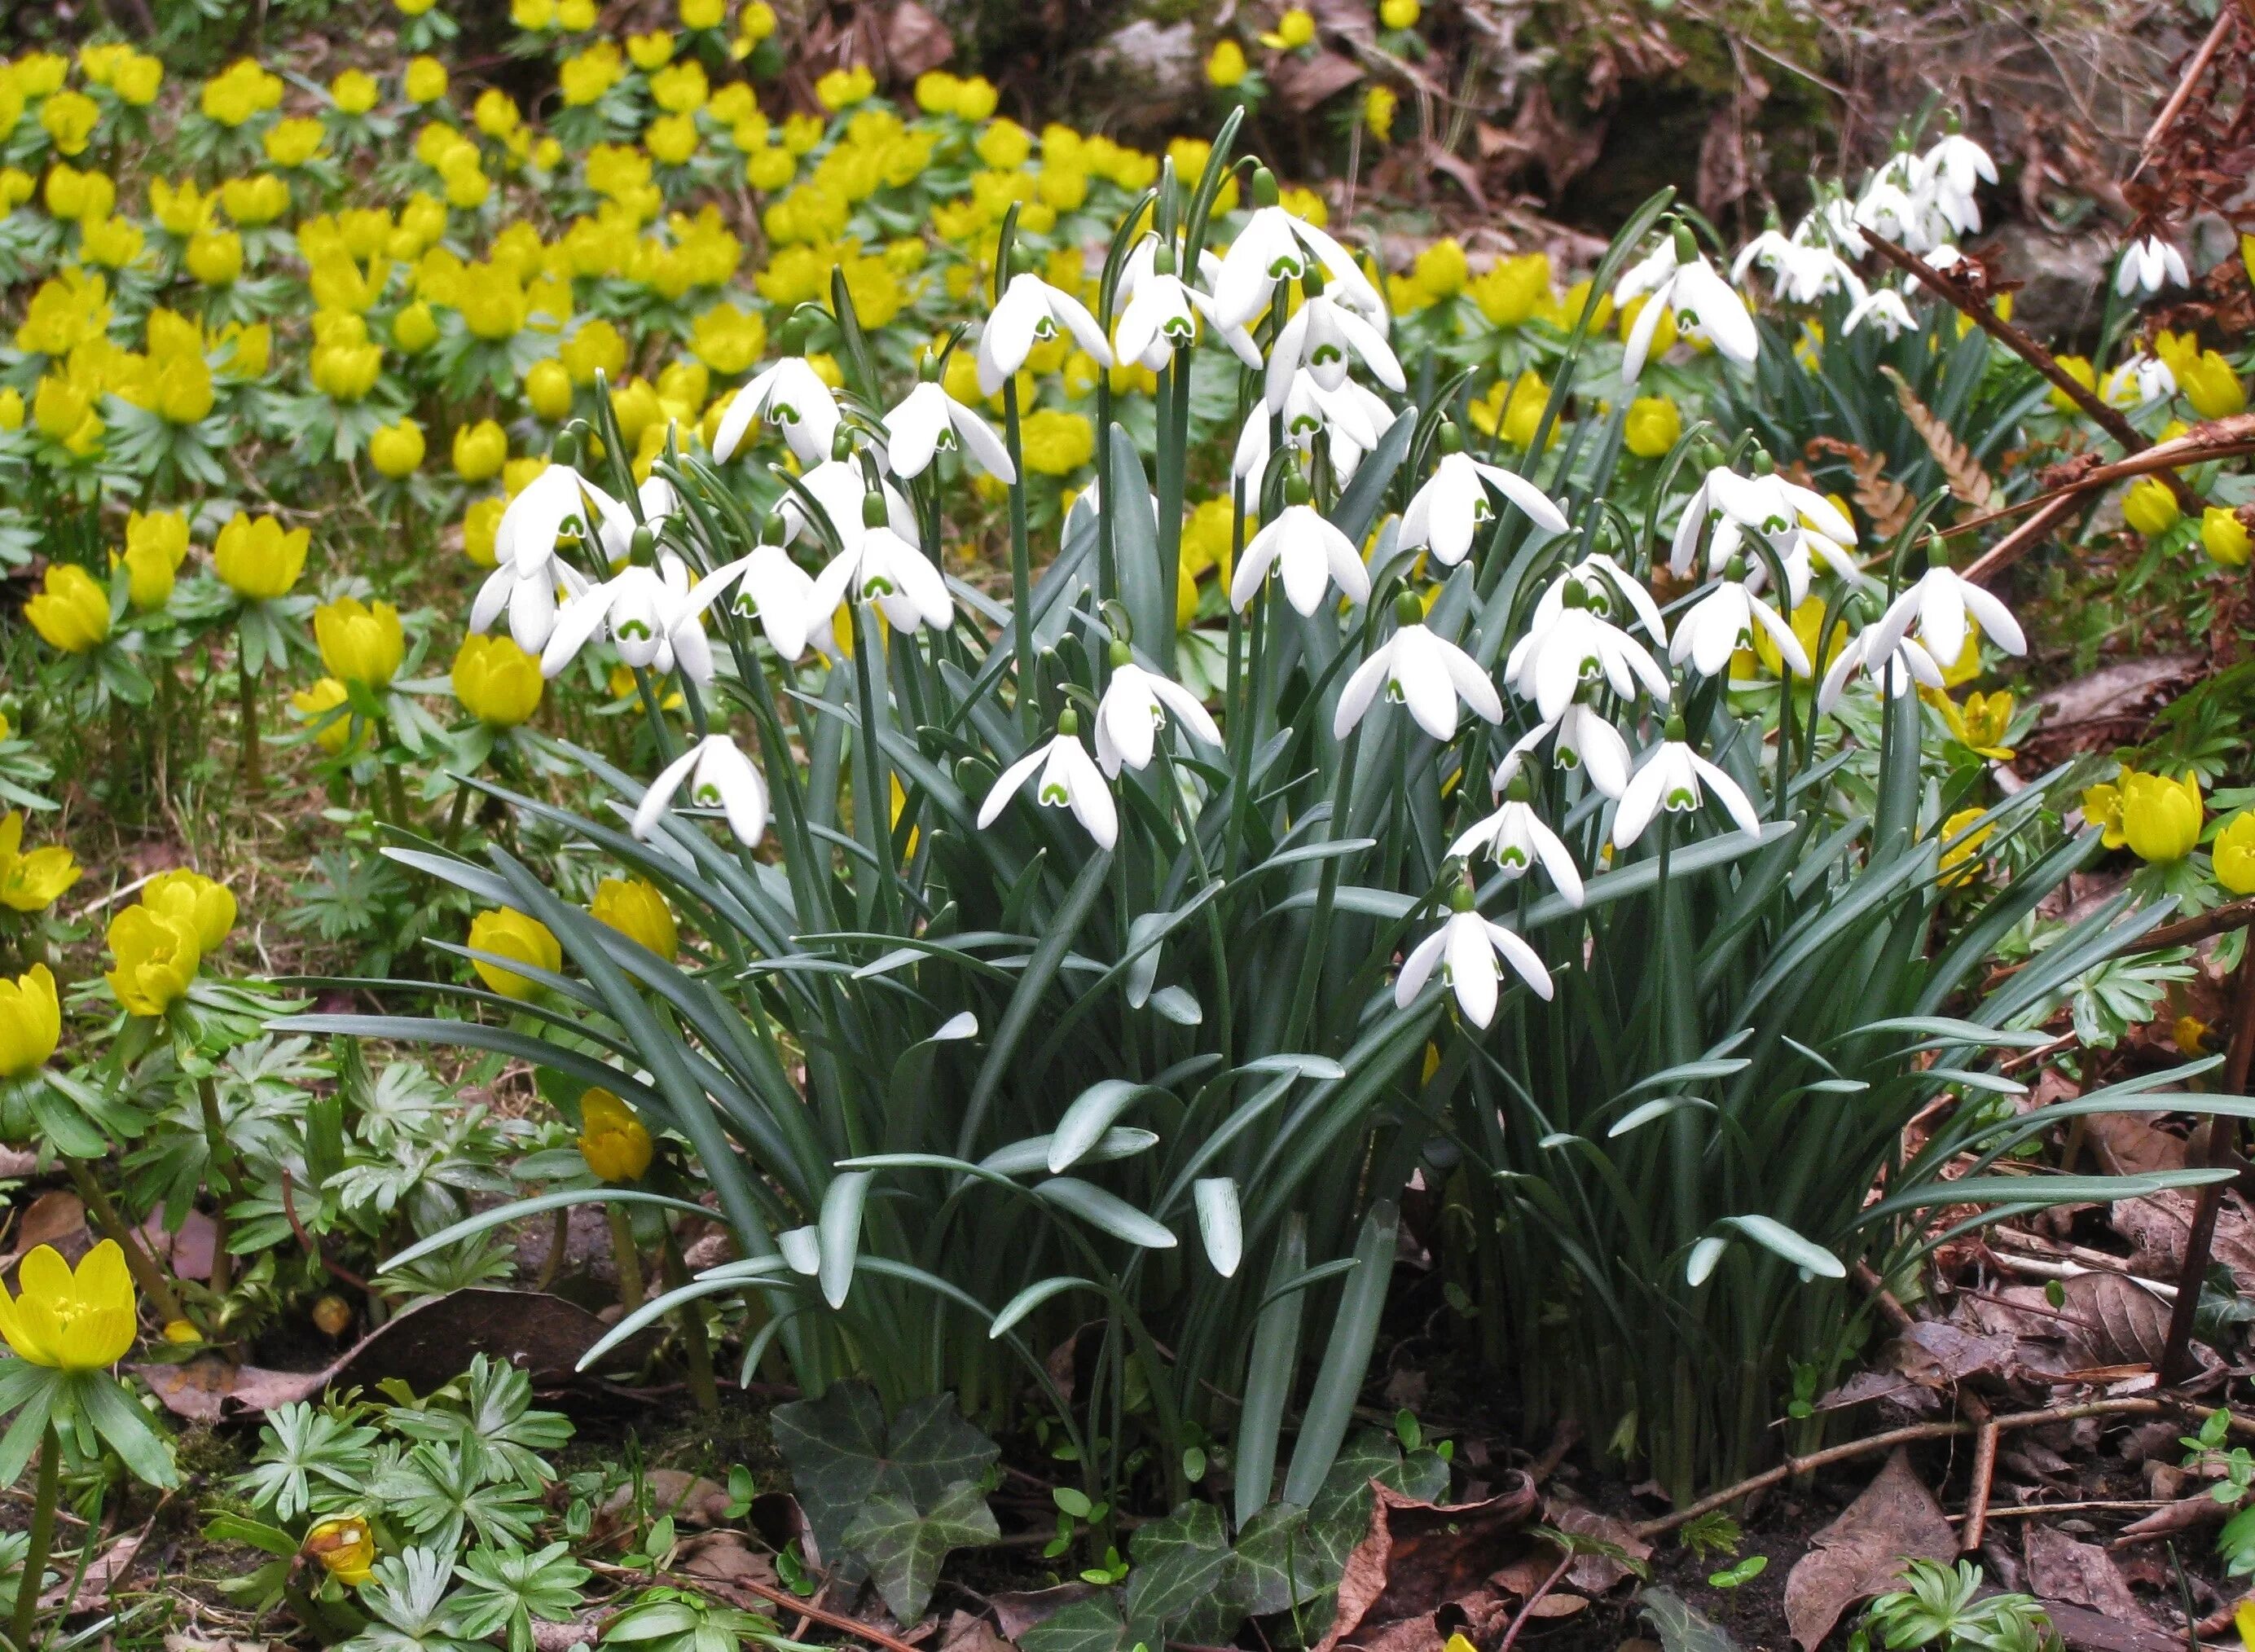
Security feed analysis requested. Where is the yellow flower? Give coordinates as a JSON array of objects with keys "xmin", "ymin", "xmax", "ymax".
[
  {"xmin": 332, "ymin": 69, "xmax": 380, "ymax": 114},
  {"xmin": 451, "ymin": 634, "xmax": 544, "ymax": 727},
  {"xmin": 560, "ymin": 0, "xmax": 597, "ymax": 24},
  {"xmin": 304, "ymin": 1517, "xmax": 376, "ymax": 1588},
  {"xmin": 2121, "ymin": 770, "xmax": 2202, "ymax": 863},
  {"xmin": 0, "ymin": 1242, "xmax": 137, "ymax": 1370},
  {"xmin": 1936, "ymin": 806, "xmax": 1991, "ymax": 889},
  {"xmin": 462, "ymin": 498, "xmax": 505, "ymax": 569},
  {"xmin": 2177, "ymin": 1015, "xmax": 2212, "ymax": 1057},
  {"xmin": 591, "ymin": 877, "xmax": 678, "ymax": 957},
  {"xmin": 291, "ymin": 679, "xmax": 360, "ymax": 755},
  {"xmin": 1414, "ymin": 238, "xmax": 1469, "ymax": 300},
  {"xmin": 578, "ymin": 1087, "xmax": 654, "ymax": 1182},
  {"xmin": 1623, "ymin": 396, "xmax": 1682, "ymax": 459},
  {"xmin": 40, "ymin": 90, "xmax": 100, "ymax": 157},
  {"xmin": 369, "ymin": 419, "xmax": 426, "ymax": 479},
  {"xmin": 143, "ymin": 870, "xmax": 237, "ymax": 953},
  {"xmin": 1751, "ymin": 596, "xmax": 1849, "ymax": 682},
  {"xmin": 1022, "ymin": 409, "xmax": 1095, "ymax": 476},
  {"xmin": 404, "ymin": 56, "xmax": 448, "ymax": 104},
  {"xmin": 2122, "ymin": 477, "xmax": 2181, "ymax": 539},
  {"xmin": 0, "ymin": 389, "xmax": 18, "ymax": 432},
  {"xmin": 392, "ymin": 301, "xmax": 439, "ymax": 354},
  {"xmin": 629, "ymin": 29, "xmax": 677, "ymax": 68},
  {"xmin": 0, "ymin": 815, "xmax": 81, "ymax": 916},
  {"xmin": 0, "ymin": 966, "xmax": 60, "ymax": 1079},
  {"xmin": 681, "ymin": 0, "xmax": 725, "ymax": 26},
  {"xmin": 513, "ymin": 0, "xmax": 557, "ymax": 28},
  {"xmin": 25, "ymin": 564, "xmax": 111, "ymax": 655},
  {"xmin": 474, "ymin": 89, "xmax": 521, "ymax": 138},
  {"xmin": 122, "ymin": 510, "xmax": 190, "ymax": 612},
  {"xmin": 466, "ymin": 907, "xmax": 562, "ymax": 999},
  {"xmin": 1380, "ymin": 0, "xmax": 1419, "ymax": 25},
  {"xmin": 1206, "ymin": 40, "xmax": 1248, "ymax": 87},
  {"xmin": 106, "ymin": 904, "xmax": 201, "ymax": 1017},
  {"xmin": 113, "ymin": 54, "xmax": 163, "ymax": 106},
  {"xmin": 2214, "ymin": 811, "xmax": 2255, "ymax": 896},
  {"xmin": 1259, "ymin": 7, "xmax": 1317, "ymax": 46},
  {"xmin": 2204, "ymin": 507, "xmax": 2252, "ymax": 569},
  {"xmin": 453, "ymin": 420, "xmax": 508, "ymax": 482},
  {"xmin": 815, "ymin": 65, "xmax": 874, "ymax": 109},
  {"xmin": 264, "ymin": 116, "xmax": 326, "ymax": 168},
  {"xmin": 184, "ymin": 228, "xmax": 244, "ymax": 287},
  {"xmin": 2081, "ymin": 775, "xmax": 2127, "ymax": 850},
  {"xmin": 1363, "ymin": 85, "xmax": 1396, "ymax": 142},
  {"xmin": 519, "ymin": 359, "xmax": 571, "ymax": 423},
  {"xmin": 314, "ymin": 599, "xmax": 406, "ymax": 688},
  {"xmin": 2178, "ymin": 350, "xmax": 2246, "ymax": 420},
  {"xmin": 214, "ymin": 512, "xmax": 309, "ymax": 601},
  {"xmin": 2049, "ymin": 354, "xmax": 2096, "ymax": 413},
  {"xmin": 1936, "ymin": 689, "xmax": 2015, "ymax": 759},
  {"xmin": 32, "ymin": 375, "xmax": 102, "ymax": 457}
]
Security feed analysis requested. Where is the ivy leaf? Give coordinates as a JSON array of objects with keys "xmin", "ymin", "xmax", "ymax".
[
  {"xmin": 1123, "ymin": 1500, "xmax": 1246, "ymax": 1645},
  {"xmin": 1018, "ymin": 1595, "xmax": 1133, "ymax": 1652},
  {"xmin": 841, "ymin": 1479, "xmax": 999, "ymax": 1623},
  {"xmin": 1234, "ymin": 1430, "xmax": 1437, "ymax": 1615},
  {"xmin": 771, "ymin": 1382, "xmax": 999, "ymax": 1564}
]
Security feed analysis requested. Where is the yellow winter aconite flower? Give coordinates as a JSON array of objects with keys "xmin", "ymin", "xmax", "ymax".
[
  {"xmin": 0, "ymin": 815, "xmax": 79, "ymax": 915},
  {"xmin": 1936, "ymin": 807, "xmax": 1992, "ymax": 889},
  {"xmin": 454, "ymin": 420, "xmax": 508, "ymax": 481},
  {"xmin": 292, "ymin": 679, "xmax": 361, "ymax": 754},
  {"xmin": 1259, "ymin": 7, "xmax": 1317, "ymax": 46},
  {"xmin": 451, "ymin": 635, "xmax": 544, "ymax": 727},
  {"xmin": 467, "ymin": 907, "xmax": 562, "ymax": 999},
  {"xmin": 578, "ymin": 1087, "xmax": 654, "ymax": 1182},
  {"xmin": 314, "ymin": 599, "xmax": 406, "ymax": 688},
  {"xmin": 370, "ymin": 419, "xmax": 426, "ymax": 479},
  {"xmin": 264, "ymin": 116, "xmax": 327, "ymax": 167},
  {"xmin": 2049, "ymin": 354, "xmax": 2097, "ymax": 413},
  {"xmin": 2178, "ymin": 350, "xmax": 2248, "ymax": 420},
  {"xmin": 461, "ymin": 497, "xmax": 505, "ymax": 569},
  {"xmin": 40, "ymin": 91, "xmax": 100, "ymax": 157},
  {"xmin": 591, "ymin": 877, "xmax": 678, "ymax": 957},
  {"xmin": 524, "ymin": 359, "xmax": 574, "ymax": 420},
  {"xmin": 45, "ymin": 166, "xmax": 113, "ymax": 223},
  {"xmin": 1937, "ymin": 689, "xmax": 2015, "ymax": 759},
  {"xmin": 143, "ymin": 870, "xmax": 237, "ymax": 953},
  {"xmin": 214, "ymin": 512, "xmax": 310, "ymax": 601},
  {"xmin": 122, "ymin": 510, "xmax": 191, "ymax": 611},
  {"xmin": 815, "ymin": 65, "xmax": 875, "ymax": 109},
  {"xmin": 392, "ymin": 301, "xmax": 439, "ymax": 354},
  {"xmin": 1206, "ymin": 40, "xmax": 1248, "ymax": 87},
  {"xmin": 1623, "ymin": 396, "xmax": 1682, "ymax": 459},
  {"xmin": 1380, "ymin": 0, "xmax": 1420, "ymax": 26},
  {"xmin": 221, "ymin": 174, "xmax": 291, "ymax": 226},
  {"xmin": 2122, "ymin": 477, "xmax": 2181, "ymax": 538},
  {"xmin": 2214, "ymin": 811, "xmax": 2255, "ymax": 896},
  {"xmin": 185, "ymin": 227, "xmax": 244, "ymax": 287},
  {"xmin": 0, "ymin": 965, "xmax": 61, "ymax": 1080},
  {"xmin": 1363, "ymin": 85, "xmax": 1396, "ymax": 142},
  {"xmin": 106, "ymin": 903, "xmax": 201, "ymax": 1017},
  {"xmin": 0, "ymin": 1242, "xmax": 138, "ymax": 1371},
  {"xmin": 404, "ymin": 56, "xmax": 449, "ymax": 104},
  {"xmin": 1022, "ymin": 409, "xmax": 1096, "ymax": 476},
  {"xmin": 2204, "ymin": 507, "xmax": 2252, "ymax": 568},
  {"xmin": 331, "ymin": 69, "xmax": 380, "ymax": 115},
  {"xmin": 304, "ymin": 1517, "xmax": 376, "ymax": 1588},
  {"xmin": 681, "ymin": 0, "xmax": 725, "ymax": 26},
  {"xmin": 25, "ymin": 563, "xmax": 111, "ymax": 654},
  {"xmin": 113, "ymin": 54, "xmax": 164, "ymax": 106},
  {"xmin": 2121, "ymin": 770, "xmax": 2202, "ymax": 863}
]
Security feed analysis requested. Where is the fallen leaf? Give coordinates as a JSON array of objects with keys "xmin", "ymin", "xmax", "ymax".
[
  {"xmin": 596, "ymin": 1471, "xmax": 733, "ymax": 1535},
  {"xmin": 881, "ymin": 2, "xmax": 954, "ymax": 79},
  {"xmin": 8, "ymin": 1190, "xmax": 87, "ymax": 1270},
  {"xmin": 1545, "ymin": 1500, "xmax": 1652, "ymax": 1593},
  {"xmin": 1269, "ymin": 51, "xmax": 1364, "ymax": 113},
  {"xmin": 1316, "ymin": 1476, "xmax": 1540, "ymax": 1652},
  {"xmin": 2112, "ymin": 1494, "xmax": 2226, "ymax": 1544},
  {"xmin": 674, "ymin": 1530, "xmax": 780, "ymax": 1589},
  {"xmin": 991, "ymin": 1584, "xmax": 1097, "ymax": 1641},
  {"xmin": 938, "ymin": 1610, "xmax": 1013, "ymax": 1652},
  {"xmin": 2086, "ymin": 1114, "xmax": 2187, "ymax": 1177},
  {"xmin": 2024, "ymin": 1525, "xmax": 2148, "ymax": 1623},
  {"xmin": 1523, "ymin": 1593, "xmax": 1587, "ymax": 1618},
  {"xmin": 1640, "ymin": 1587, "xmax": 1743, "ymax": 1652},
  {"xmin": 42, "ymin": 1532, "xmax": 138, "ymax": 1610},
  {"xmin": 1782, "ymin": 1451, "xmax": 1954, "ymax": 1650},
  {"xmin": 2057, "ymin": 1272, "xmax": 2169, "ymax": 1368}
]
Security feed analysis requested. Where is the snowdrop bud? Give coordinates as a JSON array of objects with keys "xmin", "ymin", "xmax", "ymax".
[
  {"xmin": 760, "ymin": 512, "xmax": 787, "ymax": 546},
  {"xmin": 1008, "ymin": 244, "xmax": 1035, "ymax": 277},
  {"xmin": 552, "ymin": 428, "xmax": 580, "ymax": 466},
  {"xmin": 1448, "ymin": 875, "xmax": 1475, "ymax": 913},
  {"xmin": 777, "ymin": 312, "xmax": 811, "ymax": 354},
  {"xmin": 1302, "ymin": 262, "xmax": 1325, "ymax": 297},
  {"xmin": 918, "ymin": 349, "xmax": 941, "ymax": 383},
  {"xmin": 1747, "ymin": 446, "xmax": 1773, "ymax": 474},
  {"xmin": 1252, "ymin": 165, "xmax": 1280, "ymax": 207},
  {"xmin": 1154, "ymin": 243, "xmax": 1177, "ymax": 277},
  {"xmin": 1925, "ymin": 534, "xmax": 1949, "ymax": 570},
  {"xmin": 832, "ymin": 425, "xmax": 855, "ymax": 463},
  {"xmin": 1393, "ymin": 588, "xmax": 1424, "ymax": 626},
  {"xmin": 1722, "ymin": 555, "xmax": 1746, "ymax": 582},
  {"xmin": 1504, "ymin": 772, "xmax": 1532, "ymax": 803},
  {"xmin": 1562, "ymin": 579, "xmax": 1589, "ymax": 611}
]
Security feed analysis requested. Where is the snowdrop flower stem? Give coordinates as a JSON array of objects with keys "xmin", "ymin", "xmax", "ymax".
[
  {"xmin": 849, "ymin": 600, "xmax": 904, "ymax": 933},
  {"xmin": 1002, "ymin": 374, "xmax": 1037, "ymax": 742}
]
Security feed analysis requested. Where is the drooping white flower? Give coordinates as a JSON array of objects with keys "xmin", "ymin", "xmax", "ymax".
[
  {"xmin": 2115, "ymin": 235, "xmax": 2188, "ymax": 298},
  {"xmin": 1670, "ymin": 464, "xmax": 1857, "ymax": 582},
  {"xmin": 689, "ymin": 542, "xmax": 822, "ymax": 661},
  {"xmin": 1730, "ymin": 229, "xmax": 1866, "ymax": 306},
  {"xmin": 1114, "ymin": 238, "xmax": 1264, "ymax": 371},
  {"xmin": 1506, "ymin": 600, "xmax": 1671, "ymax": 722},
  {"xmin": 1613, "ymin": 226, "xmax": 1758, "ymax": 383},
  {"xmin": 882, "ymin": 377, "xmax": 1016, "ymax": 482},
  {"xmin": 595, "ymin": 476, "xmax": 683, "ymax": 565},
  {"xmin": 1863, "ymin": 550, "xmax": 2027, "ymax": 672},
  {"xmin": 1335, "ymin": 594, "xmax": 1503, "ymax": 741},
  {"xmin": 710, "ymin": 357, "xmax": 842, "ymax": 467},
  {"xmin": 977, "ymin": 710, "xmax": 1117, "ymax": 849},
  {"xmin": 633, "ymin": 732, "xmax": 770, "ymax": 847},
  {"xmin": 1266, "ymin": 288, "xmax": 1404, "ymax": 411},
  {"xmin": 1093, "ymin": 648, "xmax": 1221, "ymax": 778},
  {"xmin": 782, "ymin": 457, "xmax": 919, "ymax": 551},
  {"xmin": 1815, "ymin": 624, "xmax": 1946, "ymax": 713},
  {"xmin": 806, "ymin": 495, "xmax": 954, "ymax": 634},
  {"xmin": 1230, "ymin": 485, "xmax": 1373, "ymax": 616},
  {"xmin": 541, "ymin": 554, "xmax": 714, "ymax": 683},
  {"xmin": 1233, "ymin": 370, "xmax": 1404, "ymax": 483},
  {"xmin": 1613, "ymin": 724, "xmax": 1765, "ymax": 848},
  {"xmin": 1496, "ymin": 702, "xmax": 1636, "ymax": 800},
  {"xmin": 1918, "ymin": 132, "xmax": 1997, "ymax": 217},
  {"xmin": 1671, "ymin": 565, "xmax": 1811, "ymax": 680},
  {"xmin": 1395, "ymin": 887, "xmax": 1554, "ymax": 1026},
  {"xmin": 1397, "ymin": 428, "xmax": 1569, "ymax": 565},
  {"xmin": 1211, "ymin": 184, "xmax": 1387, "ymax": 332},
  {"xmin": 470, "ymin": 464, "xmax": 617, "ymax": 650},
  {"xmin": 2103, "ymin": 353, "xmax": 2177, "ymax": 411},
  {"xmin": 1843, "ymin": 288, "xmax": 1919, "ymax": 340},
  {"xmin": 978, "ymin": 272, "xmax": 1112, "ymax": 395},
  {"xmin": 1448, "ymin": 782, "xmax": 1584, "ymax": 905}
]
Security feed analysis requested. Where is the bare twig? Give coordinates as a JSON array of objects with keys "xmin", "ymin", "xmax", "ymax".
[
  {"xmin": 1950, "ymin": 1500, "xmax": 2171, "ymax": 1520},
  {"xmin": 1497, "ymin": 1544, "xmax": 1576, "ymax": 1652},
  {"xmin": 2137, "ymin": 7, "xmax": 2238, "ymax": 169},
  {"xmin": 2160, "ymin": 945, "xmax": 2255, "ymax": 1382}
]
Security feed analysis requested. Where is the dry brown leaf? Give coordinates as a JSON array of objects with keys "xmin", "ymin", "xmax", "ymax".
[
  {"xmin": 1316, "ymin": 1477, "xmax": 1540, "ymax": 1652},
  {"xmin": 2057, "ymin": 1271, "xmax": 2171, "ymax": 1367},
  {"xmin": 937, "ymin": 1610, "xmax": 1013, "ymax": 1652},
  {"xmin": 2086, "ymin": 1114, "xmax": 2188, "ymax": 1176},
  {"xmin": 674, "ymin": 1531, "xmax": 780, "ymax": 1590},
  {"xmin": 2024, "ymin": 1524, "xmax": 2149, "ymax": 1622},
  {"xmin": 42, "ymin": 1533, "xmax": 138, "ymax": 1611},
  {"xmin": 1881, "ymin": 367, "xmax": 1998, "ymax": 509},
  {"xmin": 1545, "ymin": 1500, "xmax": 1653, "ymax": 1593},
  {"xmin": 991, "ymin": 1585, "xmax": 1096, "ymax": 1641},
  {"xmin": 1783, "ymin": 1450, "xmax": 1955, "ymax": 1650},
  {"xmin": 1808, "ymin": 436, "xmax": 1914, "ymax": 540}
]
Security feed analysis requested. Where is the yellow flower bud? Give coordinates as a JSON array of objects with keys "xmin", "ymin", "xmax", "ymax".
[
  {"xmin": 2122, "ymin": 477, "xmax": 2182, "ymax": 539},
  {"xmin": 525, "ymin": 358, "xmax": 574, "ymax": 421},
  {"xmin": 185, "ymin": 228, "xmax": 244, "ymax": 287},
  {"xmin": 451, "ymin": 634, "xmax": 543, "ymax": 727},
  {"xmin": 369, "ymin": 419, "xmax": 426, "ymax": 480},
  {"xmin": 2204, "ymin": 506, "xmax": 2252, "ymax": 569},
  {"xmin": 2178, "ymin": 350, "xmax": 2246, "ymax": 420},
  {"xmin": 1623, "ymin": 396, "xmax": 1682, "ymax": 459},
  {"xmin": 392, "ymin": 301, "xmax": 439, "ymax": 355},
  {"xmin": 0, "ymin": 814, "xmax": 81, "ymax": 915},
  {"xmin": 25, "ymin": 563, "xmax": 111, "ymax": 654},
  {"xmin": 304, "ymin": 1517, "xmax": 376, "ymax": 1588},
  {"xmin": 0, "ymin": 965, "xmax": 60, "ymax": 1080},
  {"xmin": 291, "ymin": 679, "xmax": 360, "ymax": 755},
  {"xmin": 2121, "ymin": 770, "xmax": 2203, "ymax": 864},
  {"xmin": 578, "ymin": 1087, "xmax": 654, "ymax": 1183},
  {"xmin": 332, "ymin": 69, "xmax": 380, "ymax": 115},
  {"xmin": 106, "ymin": 904, "xmax": 201, "ymax": 1017},
  {"xmin": 453, "ymin": 420, "xmax": 508, "ymax": 481},
  {"xmin": 466, "ymin": 907, "xmax": 562, "ymax": 999},
  {"xmin": 143, "ymin": 869, "xmax": 237, "ymax": 953},
  {"xmin": 213, "ymin": 512, "xmax": 309, "ymax": 601},
  {"xmin": 591, "ymin": 876, "xmax": 678, "ymax": 957},
  {"xmin": 404, "ymin": 56, "xmax": 448, "ymax": 103},
  {"xmin": 314, "ymin": 598, "xmax": 406, "ymax": 688},
  {"xmin": 1206, "ymin": 40, "xmax": 1247, "ymax": 87}
]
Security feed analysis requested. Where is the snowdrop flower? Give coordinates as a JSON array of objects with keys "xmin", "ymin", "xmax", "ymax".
[
  {"xmin": 978, "ymin": 270, "xmax": 1111, "ymax": 396},
  {"xmin": 2104, "ymin": 353, "xmax": 2176, "ymax": 411},
  {"xmin": 1918, "ymin": 132, "xmax": 1997, "ymax": 218},
  {"xmin": 1499, "ymin": 701, "xmax": 1636, "ymax": 800},
  {"xmin": 1864, "ymin": 541, "xmax": 2027, "ymax": 670},
  {"xmin": 1815, "ymin": 624, "xmax": 1946, "ymax": 713},
  {"xmin": 1265, "ymin": 272, "xmax": 1404, "ymax": 411},
  {"xmin": 1810, "ymin": 196, "xmax": 1869, "ymax": 259},
  {"xmin": 1670, "ymin": 463, "xmax": 1856, "ymax": 582},
  {"xmin": 634, "ymin": 732, "xmax": 770, "ymax": 848},
  {"xmin": 1114, "ymin": 237, "xmax": 1264, "ymax": 370},
  {"xmin": 1672, "ymin": 560, "xmax": 1810, "ymax": 679},
  {"xmin": 1614, "ymin": 224, "xmax": 1758, "ymax": 382},
  {"xmin": 541, "ymin": 552, "xmax": 714, "ymax": 683},
  {"xmin": 882, "ymin": 368, "xmax": 1015, "ymax": 483},
  {"xmin": 1395, "ymin": 881, "xmax": 1554, "ymax": 1026},
  {"xmin": 1730, "ymin": 229, "xmax": 1865, "ymax": 305},
  {"xmin": 711, "ymin": 356, "xmax": 842, "ymax": 467},
  {"xmin": 1398, "ymin": 423, "xmax": 1569, "ymax": 565},
  {"xmin": 1843, "ymin": 288, "xmax": 1919, "ymax": 339},
  {"xmin": 1505, "ymin": 577, "xmax": 1671, "ymax": 723},
  {"xmin": 690, "ymin": 529, "xmax": 822, "ymax": 661},
  {"xmin": 1211, "ymin": 169, "xmax": 1387, "ymax": 332},
  {"xmin": 595, "ymin": 475, "xmax": 682, "ymax": 565},
  {"xmin": 1450, "ymin": 776, "xmax": 1584, "ymax": 905},
  {"xmin": 470, "ymin": 460, "xmax": 616, "ymax": 651},
  {"xmin": 977, "ymin": 709, "xmax": 1117, "ymax": 849},
  {"xmin": 784, "ymin": 454, "xmax": 918, "ymax": 550},
  {"xmin": 1093, "ymin": 643, "xmax": 1221, "ymax": 777},
  {"xmin": 1335, "ymin": 591, "xmax": 1504, "ymax": 741},
  {"xmin": 1230, "ymin": 477, "xmax": 1373, "ymax": 616},
  {"xmin": 2115, "ymin": 235, "xmax": 2188, "ymax": 297},
  {"xmin": 1235, "ymin": 370, "xmax": 1378, "ymax": 478},
  {"xmin": 807, "ymin": 491, "xmax": 954, "ymax": 634},
  {"xmin": 1614, "ymin": 718, "xmax": 1764, "ymax": 848}
]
